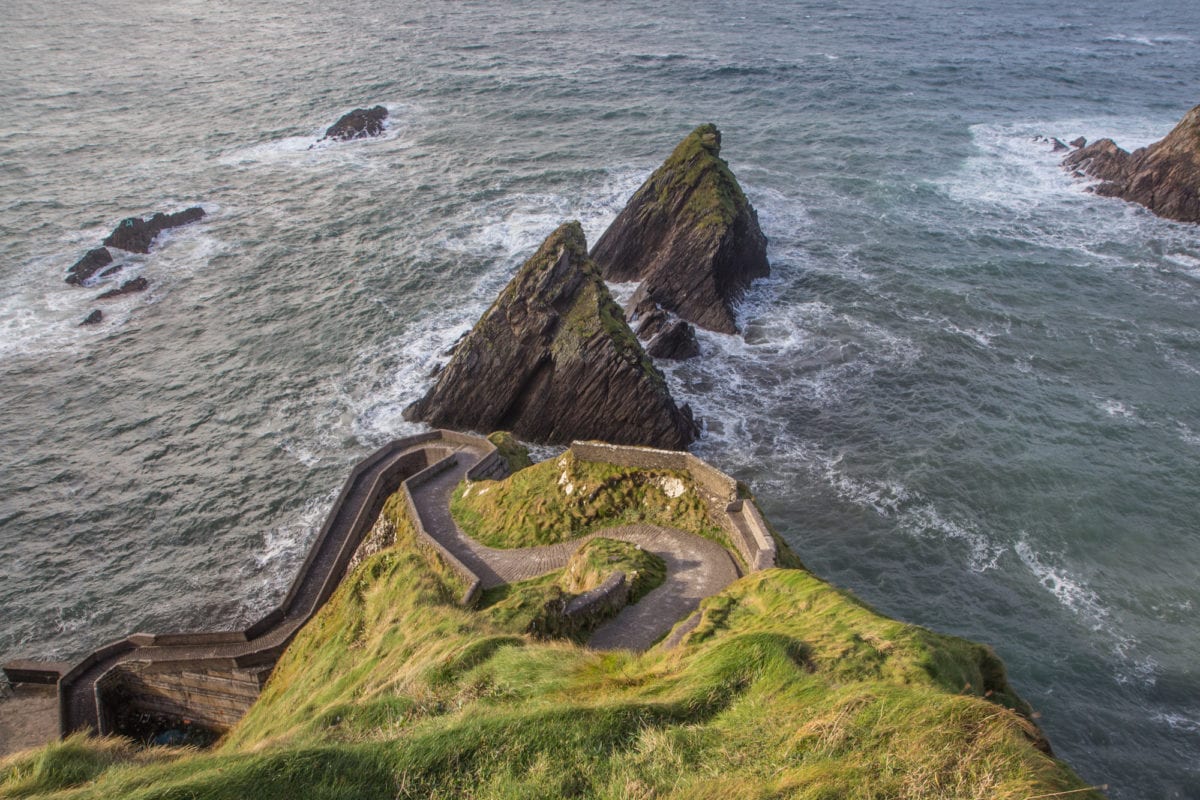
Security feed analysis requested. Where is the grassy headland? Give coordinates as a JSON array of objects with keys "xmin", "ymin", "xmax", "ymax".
[{"xmin": 0, "ymin": 475, "xmax": 1101, "ymax": 800}]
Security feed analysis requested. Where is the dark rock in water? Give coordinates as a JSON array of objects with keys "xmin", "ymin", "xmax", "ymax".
[
  {"xmin": 1062, "ymin": 104, "xmax": 1200, "ymax": 223},
  {"xmin": 80, "ymin": 309, "xmax": 103, "ymax": 326},
  {"xmin": 635, "ymin": 307, "xmax": 669, "ymax": 340},
  {"xmin": 103, "ymin": 207, "xmax": 205, "ymax": 253},
  {"xmin": 65, "ymin": 247, "xmax": 112, "ymax": 285},
  {"xmin": 99, "ymin": 263, "xmax": 124, "ymax": 279},
  {"xmin": 590, "ymin": 123, "xmax": 769, "ymax": 334},
  {"xmin": 1070, "ymin": 136, "xmax": 1087, "ymax": 149},
  {"xmin": 646, "ymin": 319, "xmax": 700, "ymax": 360},
  {"xmin": 1034, "ymin": 135, "xmax": 1069, "ymax": 153},
  {"xmin": 404, "ymin": 221, "xmax": 697, "ymax": 449},
  {"xmin": 96, "ymin": 276, "xmax": 148, "ymax": 300},
  {"xmin": 323, "ymin": 106, "xmax": 388, "ymax": 141}
]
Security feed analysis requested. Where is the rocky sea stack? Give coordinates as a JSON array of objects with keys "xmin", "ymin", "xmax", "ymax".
[
  {"xmin": 103, "ymin": 207, "xmax": 205, "ymax": 253},
  {"xmin": 323, "ymin": 105, "xmax": 388, "ymax": 142},
  {"xmin": 591, "ymin": 123, "xmax": 769, "ymax": 334},
  {"xmin": 404, "ymin": 221, "xmax": 697, "ymax": 449},
  {"xmin": 1063, "ymin": 104, "xmax": 1200, "ymax": 224}
]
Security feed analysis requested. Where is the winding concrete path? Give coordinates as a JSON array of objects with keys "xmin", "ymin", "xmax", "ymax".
[
  {"xmin": 409, "ymin": 444, "xmax": 742, "ymax": 651},
  {"xmin": 3, "ymin": 430, "xmax": 748, "ymax": 745}
]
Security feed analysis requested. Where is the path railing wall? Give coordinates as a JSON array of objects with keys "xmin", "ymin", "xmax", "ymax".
[{"xmin": 3, "ymin": 430, "xmax": 495, "ymax": 739}]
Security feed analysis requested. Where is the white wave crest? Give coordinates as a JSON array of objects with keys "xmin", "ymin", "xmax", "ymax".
[{"xmin": 1015, "ymin": 538, "xmax": 1157, "ymax": 686}]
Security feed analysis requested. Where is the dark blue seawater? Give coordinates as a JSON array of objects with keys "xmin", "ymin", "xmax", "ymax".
[{"xmin": 2, "ymin": 0, "xmax": 1198, "ymax": 794}]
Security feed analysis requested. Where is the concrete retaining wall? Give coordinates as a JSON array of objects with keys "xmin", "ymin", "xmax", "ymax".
[{"xmin": 96, "ymin": 662, "xmax": 270, "ymax": 733}]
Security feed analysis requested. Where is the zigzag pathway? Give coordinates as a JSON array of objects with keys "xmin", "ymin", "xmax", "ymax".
[{"xmin": 410, "ymin": 445, "xmax": 742, "ymax": 651}]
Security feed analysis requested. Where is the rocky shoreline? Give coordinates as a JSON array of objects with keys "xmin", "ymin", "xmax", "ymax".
[{"xmin": 1061, "ymin": 104, "xmax": 1200, "ymax": 224}]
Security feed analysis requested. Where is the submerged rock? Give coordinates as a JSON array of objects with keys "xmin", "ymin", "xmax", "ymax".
[
  {"xmin": 80, "ymin": 309, "xmax": 103, "ymax": 326},
  {"xmin": 404, "ymin": 221, "xmax": 697, "ymax": 448},
  {"xmin": 323, "ymin": 106, "xmax": 388, "ymax": 141},
  {"xmin": 590, "ymin": 123, "xmax": 769, "ymax": 334},
  {"xmin": 103, "ymin": 208, "xmax": 205, "ymax": 253},
  {"xmin": 645, "ymin": 319, "xmax": 700, "ymax": 360},
  {"xmin": 65, "ymin": 247, "xmax": 113, "ymax": 285},
  {"xmin": 1062, "ymin": 104, "xmax": 1200, "ymax": 223},
  {"xmin": 96, "ymin": 276, "xmax": 148, "ymax": 300}
]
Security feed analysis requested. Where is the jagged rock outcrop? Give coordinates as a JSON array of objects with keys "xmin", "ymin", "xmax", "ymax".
[
  {"xmin": 65, "ymin": 247, "xmax": 113, "ymax": 285},
  {"xmin": 590, "ymin": 124, "xmax": 768, "ymax": 334},
  {"xmin": 1063, "ymin": 104, "xmax": 1200, "ymax": 223},
  {"xmin": 646, "ymin": 320, "xmax": 700, "ymax": 360},
  {"xmin": 103, "ymin": 208, "xmax": 205, "ymax": 253},
  {"xmin": 323, "ymin": 106, "xmax": 388, "ymax": 141},
  {"xmin": 80, "ymin": 310, "xmax": 103, "ymax": 326},
  {"xmin": 628, "ymin": 296, "xmax": 699, "ymax": 361},
  {"xmin": 404, "ymin": 221, "xmax": 697, "ymax": 448},
  {"xmin": 96, "ymin": 276, "xmax": 148, "ymax": 300}
]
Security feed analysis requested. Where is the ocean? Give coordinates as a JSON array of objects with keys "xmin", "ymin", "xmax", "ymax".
[{"xmin": 1, "ymin": 0, "xmax": 1197, "ymax": 795}]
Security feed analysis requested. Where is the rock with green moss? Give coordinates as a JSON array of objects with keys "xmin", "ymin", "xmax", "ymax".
[
  {"xmin": 1063, "ymin": 104, "xmax": 1200, "ymax": 223},
  {"xmin": 591, "ymin": 123, "xmax": 768, "ymax": 334},
  {"xmin": 404, "ymin": 222, "xmax": 697, "ymax": 448}
]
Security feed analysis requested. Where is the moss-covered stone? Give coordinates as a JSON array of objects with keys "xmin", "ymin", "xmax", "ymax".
[
  {"xmin": 404, "ymin": 222, "xmax": 696, "ymax": 448},
  {"xmin": 591, "ymin": 124, "xmax": 769, "ymax": 334}
]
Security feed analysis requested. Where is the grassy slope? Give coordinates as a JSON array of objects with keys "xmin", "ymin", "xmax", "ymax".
[
  {"xmin": 451, "ymin": 450, "xmax": 726, "ymax": 549},
  {"xmin": 0, "ymin": 488, "xmax": 1101, "ymax": 800}
]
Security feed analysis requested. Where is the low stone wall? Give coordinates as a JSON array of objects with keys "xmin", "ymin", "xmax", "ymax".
[
  {"xmin": 96, "ymin": 662, "xmax": 270, "ymax": 734},
  {"xmin": 564, "ymin": 572, "xmax": 628, "ymax": 622},
  {"xmin": 569, "ymin": 440, "xmax": 776, "ymax": 573},
  {"xmin": 403, "ymin": 454, "xmax": 485, "ymax": 607}
]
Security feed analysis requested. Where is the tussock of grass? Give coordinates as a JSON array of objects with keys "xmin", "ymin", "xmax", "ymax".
[
  {"xmin": 484, "ymin": 431, "xmax": 532, "ymax": 473},
  {"xmin": 451, "ymin": 450, "xmax": 724, "ymax": 549},
  {"xmin": 4, "ymin": 490, "xmax": 1103, "ymax": 800},
  {"xmin": 479, "ymin": 538, "xmax": 666, "ymax": 641}
]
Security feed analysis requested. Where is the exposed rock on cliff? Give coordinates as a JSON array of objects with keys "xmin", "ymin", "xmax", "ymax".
[
  {"xmin": 1063, "ymin": 104, "xmax": 1200, "ymax": 223},
  {"xmin": 590, "ymin": 124, "xmax": 768, "ymax": 334},
  {"xmin": 103, "ymin": 208, "xmax": 205, "ymax": 253},
  {"xmin": 322, "ymin": 106, "xmax": 388, "ymax": 141},
  {"xmin": 65, "ymin": 247, "xmax": 113, "ymax": 285},
  {"xmin": 404, "ymin": 221, "xmax": 697, "ymax": 448}
]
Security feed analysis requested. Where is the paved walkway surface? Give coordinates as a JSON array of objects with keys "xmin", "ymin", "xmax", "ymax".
[
  {"xmin": 410, "ymin": 446, "xmax": 741, "ymax": 651},
  {"xmin": 0, "ymin": 685, "xmax": 57, "ymax": 758}
]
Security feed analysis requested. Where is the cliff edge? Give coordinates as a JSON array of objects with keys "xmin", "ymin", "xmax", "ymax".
[
  {"xmin": 404, "ymin": 222, "xmax": 697, "ymax": 449},
  {"xmin": 1063, "ymin": 104, "xmax": 1200, "ymax": 224},
  {"xmin": 591, "ymin": 124, "xmax": 769, "ymax": 334}
]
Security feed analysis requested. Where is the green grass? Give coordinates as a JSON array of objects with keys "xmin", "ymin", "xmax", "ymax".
[
  {"xmin": 2, "ymin": 487, "xmax": 1104, "ymax": 800},
  {"xmin": 451, "ymin": 450, "xmax": 726, "ymax": 549},
  {"xmin": 485, "ymin": 431, "xmax": 532, "ymax": 473}
]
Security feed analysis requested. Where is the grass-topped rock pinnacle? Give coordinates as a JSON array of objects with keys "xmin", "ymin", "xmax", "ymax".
[
  {"xmin": 591, "ymin": 124, "xmax": 769, "ymax": 334},
  {"xmin": 404, "ymin": 221, "xmax": 697, "ymax": 448},
  {"xmin": 1063, "ymin": 103, "xmax": 1200, "ymax": 223}
]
